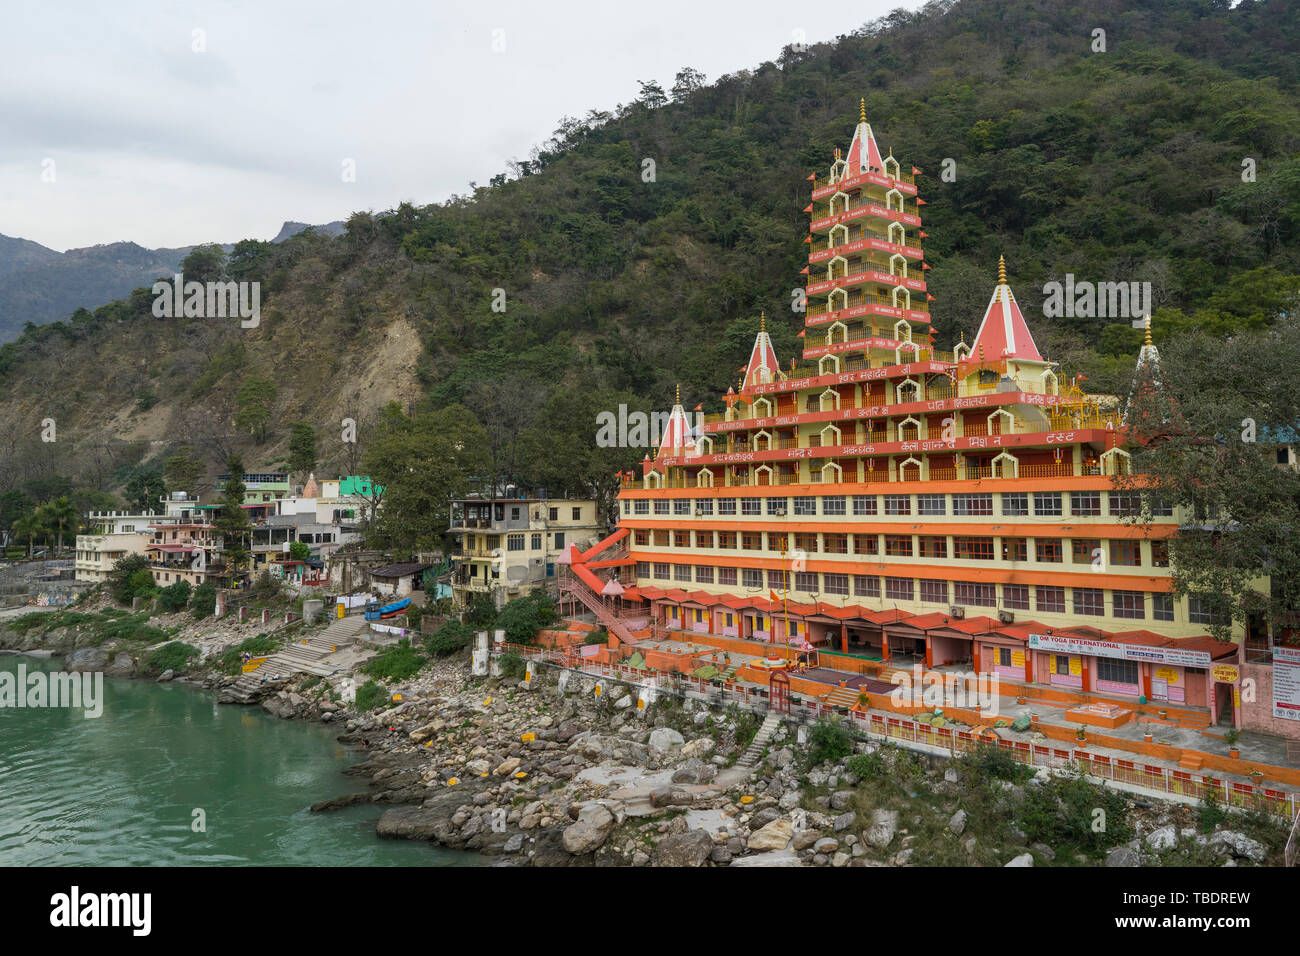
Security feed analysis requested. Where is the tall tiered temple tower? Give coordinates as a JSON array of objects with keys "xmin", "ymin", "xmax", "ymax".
[{"xmin": 609, "ymin": 103, "xmax": 1239, "ymax": 716}]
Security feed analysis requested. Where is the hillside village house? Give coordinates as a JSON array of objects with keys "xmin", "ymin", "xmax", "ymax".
[
  {"xmin": 448, "ymin": 497, "xmax": 601, "ymax": 608},
  {"xmin": 75, "ymin": 512, "xmax": 169, "ymax": 583},
  {"xmin": 140, "ymin": 474, "xmax": 380, "ymax": 588}
]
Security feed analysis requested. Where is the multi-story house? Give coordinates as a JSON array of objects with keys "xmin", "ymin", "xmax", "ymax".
[
  {"xmin": 448, "ymin": 497, "xmax": 601, "ymax": 608},
  {"xmin": 74, "ymin": 512, "xmax": 168, "ymax": 583}
]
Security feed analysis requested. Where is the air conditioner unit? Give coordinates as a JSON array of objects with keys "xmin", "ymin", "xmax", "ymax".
[
  {"xmin": 694, "ymin": 506, "xmax": 707, "ymax": 516},
  {"xmin": 772, "ymin": 506, "xmax": 787, "ymax": 516},
  {"xmin": 998, "ymin": 609, "xmax": 1015, "ymax": 624},
  {"xmin": 948, "ymin": 605, "xmax": 966, "ymax": 619}
]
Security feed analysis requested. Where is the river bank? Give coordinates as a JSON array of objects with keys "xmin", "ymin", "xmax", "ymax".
[{"xmin": 1, "ymin": 597, "xmax": 1290, "ymax": 867}]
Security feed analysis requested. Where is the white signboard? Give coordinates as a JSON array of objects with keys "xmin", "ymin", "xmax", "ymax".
[
  {"xmin": 1027, "ymin": 633, "xmax": 1211, "ymax": 668},
  {"xmin": 1273, "ymin": 646, "xmax": 1300, "ymax": 722}
]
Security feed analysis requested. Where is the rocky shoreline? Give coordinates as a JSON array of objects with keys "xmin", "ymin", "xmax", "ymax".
[{"xmin": 1, "ymin": 609, "xmax": 1287, "ymax": 867}]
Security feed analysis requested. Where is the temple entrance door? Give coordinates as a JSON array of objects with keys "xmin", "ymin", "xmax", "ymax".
[{"xmin": 770, "ymin": 670, "xmax": 791, "ymax": 714}]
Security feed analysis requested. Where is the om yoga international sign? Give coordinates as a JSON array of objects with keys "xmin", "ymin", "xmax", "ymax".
[{"xmin": 1027, "ymin": 633, "xmax": 1212, "ymax": 668}]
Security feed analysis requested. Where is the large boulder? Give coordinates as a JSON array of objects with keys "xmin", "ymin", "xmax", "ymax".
[
  {"xmin": 1005, "ymin": 853, "xmax": 1035, "ymax": 867},
  {"xmin": 561, "ymin": 804, "xmax": 616, "ymax": 855},
  {"xmin": 747, "ymin": 819, "xmax": 794, "ymax": 852},
  {"xmin": 65, "ymin": 647, "xmax": 109, "ymax": 672},
  {"xmin": 653, "ymin": 830, "xmax": 714, "ymax": 867},
  {"xmin": 863, "ymin": 809, "xmax": 898, "ymax": 849},
  {"xmin": 1105, "ymin": 846, "xmax": 1141, "ymax": 867},
  {"xmin": 948, "ymin": 809, "xmax": 967, "ymax": 836},
  {"xmin": 1210, "ymin": 831, "xmax": 1267, "ymax": 863},
  {"xmin": 648, "ymin": 728, "xmax": 685, "ymax": 755},
  {"xmin": 105, "ymin": 653, "xmax": 135, "ymax": 677},
  {"xmin": 1145, "ymin": 825, "xmax": 1177, "ymax": 850},
  {"xmin": 680, "ymin": 738, "xmax": 716, "ymax": 760}
]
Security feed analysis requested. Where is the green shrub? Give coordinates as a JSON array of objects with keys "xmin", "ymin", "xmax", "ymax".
[
  {"xmin": 847, "ymin": 750, "xmax": 887, "ymax": 781},
  {"xmin": 425, "ymin": 620, "xmax": 474, "ymax": 657},
  {"xmin": 355, "ymin": 680, "xmax": 386, "ymax": 712},
  {"xmin": 495, "ymin": 592, "xmax": 558, "ymax": 645},
  {"xmin": 463, "ymin": 592, "xmax": 497, "ymax": 630},
  {"xmin": 250, "ymin": 571, "xmax": 282, "ymax": 601},
  {"xmin": 156, "ymin": 580, "xmax": 192, "ymax": 613},
  {"xmin": 107, "ymin": 554, "xmax": 151, "ymax": 604},
  {"xmin": 144, "ymin": 641, "xmax": 200, "ymax": 675},
  {"xmin": 190, "ymin": 581, "xmax": 216, "ymax": 619},
  {"xmin": 961, "ymin": 742, "xmax": 1033, "ymax": 784},
  {"xmin": 1197, "ymin": 790, "xmax": 1229, "ymax": 832},
  {"xmin": 362, "ymin": 638, "xmax": 426, "ymax": 682},
  {"xmin": 1018, "ymin": 771, "xmax": 1132, "ymax": 856},
  {"xmin": 498, "ymin": 651, "xmax": 526, "ymax": 679},
  {"xmin": 584, "ymin": 627, "xmax": 609, "ymax": 645},
  {"xmin": 806, "ymin": 717, "xmax": 854, "ymax": 766}
]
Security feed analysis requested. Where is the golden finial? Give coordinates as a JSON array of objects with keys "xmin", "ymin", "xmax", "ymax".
[
  {"xmin": 760, "ymin": 311, "xmax": 766, "ymax": 333},
  {"xmin": 1144, "ymin": 314, "xmax": 1153, "ymax": 347},
  {"xmin": 675, "ymin": 383, "xmax": 681, "ymax": 405},
  {"xmin": 998, "ymin": 255, "xmax": 1007, "ymax": 286},
  {"xmin": 979, "ymin": 342, "xmax": 986, "ymax": 360},
  {"xmin": 859, "ymin": 98, "xmax": 866, "ymax": 124}
]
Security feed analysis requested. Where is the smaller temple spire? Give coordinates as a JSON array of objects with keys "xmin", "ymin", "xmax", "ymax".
[
  {"xmin": 998, "ymin": 255, "xmax": 1007, "ymax": 286},
  {"xmin": 760, "ymin": 311, "xmax": 766, "ymax": 333}
]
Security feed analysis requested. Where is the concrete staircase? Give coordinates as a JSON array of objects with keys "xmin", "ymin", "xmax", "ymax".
[
  {"xmin": 736, "ymin": 712, "xmax": 784, "ymax": 770},
  {"xmin": 824, "ymin": 686, "xmax": 862, "ymax": 709},
  {"xmin": 222, "ymin": 616, "xmax": 367, "ymax": 703}
]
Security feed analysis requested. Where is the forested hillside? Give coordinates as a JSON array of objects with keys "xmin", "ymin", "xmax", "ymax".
[{"xmin": 1, "ymin": 0, "xmax": 1298, "ymax": 544}]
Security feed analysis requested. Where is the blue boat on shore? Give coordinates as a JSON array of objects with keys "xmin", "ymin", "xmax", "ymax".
[{"xmin": 364, "ymin": 596, "xmax": 412, "ymax": 621}]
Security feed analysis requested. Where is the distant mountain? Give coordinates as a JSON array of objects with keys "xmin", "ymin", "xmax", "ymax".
[
  {"xmin": 271, "ymin": 220, "xmax": 346, "ymax": 243},
  {"xmin": 0, "ymin": 221, "xmax": 346, "ymax": 343}
]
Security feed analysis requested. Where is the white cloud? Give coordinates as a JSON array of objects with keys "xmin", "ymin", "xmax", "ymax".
[{"xmin": 0, "ymin": 0, "xmax": 916, "ymax": 250}]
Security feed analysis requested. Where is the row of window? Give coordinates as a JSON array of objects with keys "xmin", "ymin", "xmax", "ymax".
[
  {"xmin": 633, "ymin": 529, "xmax": 1168, "ymax": 568},
  {"xmin": 503, "ymin": 532, "xmax": 564, "ymax": 551},
  {"xmin": 626, "ymin": 491, "xmax": 1168, "ymax": 519},
  {"xmin": 634, "ymin": 560, "xmax": 1220, "ymax": 623}
]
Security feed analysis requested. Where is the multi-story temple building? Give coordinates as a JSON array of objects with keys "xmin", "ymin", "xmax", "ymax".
[{"xmin": 609, "ymin": 103, "xmax": 1240, "ymax": 721}]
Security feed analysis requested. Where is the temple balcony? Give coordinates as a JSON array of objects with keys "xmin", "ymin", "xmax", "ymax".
[
  {"xmin": 810, "ymin": 198, "xmax": 922, "ymax": 234},
  {"xmin": 805, "ymin": 295, "xmax": 929, "ymax": 325},
  {"xmin": 811, "ymin": 168, "xmax": 915, "ymax": 195},
  {"xmin": 809, "ymin": 230, "xmax": 922, "ymax": 263}
]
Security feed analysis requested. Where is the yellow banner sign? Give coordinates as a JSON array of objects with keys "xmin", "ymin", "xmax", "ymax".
[{"xmin": 1212, "ymin": 664, "xmax": 1240, "ymax": 683}]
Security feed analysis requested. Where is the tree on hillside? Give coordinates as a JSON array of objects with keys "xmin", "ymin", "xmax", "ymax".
[
  {"xmin": 12, "ymin": 510, "xmax": 46, "ymax": 558},
  {"xmin": 288, "ymin": 423, "xmax": 317, "ymax": 485},
  {"xmin": 124, "ymin": 465, "xmax": 165, "ymax": 513},
  {"xmin": 517, "ymin": 386, "xmax": 647, "ymax": 529},
  {"xmin": 226, "ymin": 239, "xmax": 274, "ymax": 282},
  {"xmin": 361, "ymin": 402, "xmax": 490, "ymax": 554},
  {"xmin": 42, "ymin": 495, "xmax": 79, "ymax": 555},
  {"xmin": 464, "ymin": 376, "xmax": 547, "ymax": 494},
  {"xmin": 0, "ymin": 489, "xmax": 33, "ymax": 549},
  {"xmin": 180, "ymin": 243, "xmax": 227, "ymax": 283},
  {"xmin": 215, "ymin": 456, "xmax": 253, "ymax": 579},
  {"xmin": 1118, "ymin": 321, "xmax": 1300, "ymax": 643},
  {"xmin": 163, "ymin": 448, "xmax": 204, "ymax": 496},
  {"xmin": 235, "ymin": 377, "xmax": 278, "ymax": 443}
]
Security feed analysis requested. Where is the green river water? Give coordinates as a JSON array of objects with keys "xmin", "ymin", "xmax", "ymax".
[{"xmin": 0, "ymin": 654, "xmax": 479, "ymax": 866}]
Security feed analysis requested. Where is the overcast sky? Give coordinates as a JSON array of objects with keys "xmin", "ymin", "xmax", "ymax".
[{"xmin": 0, "ymin": 0, "xmax": 921, "ymax": 252}]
